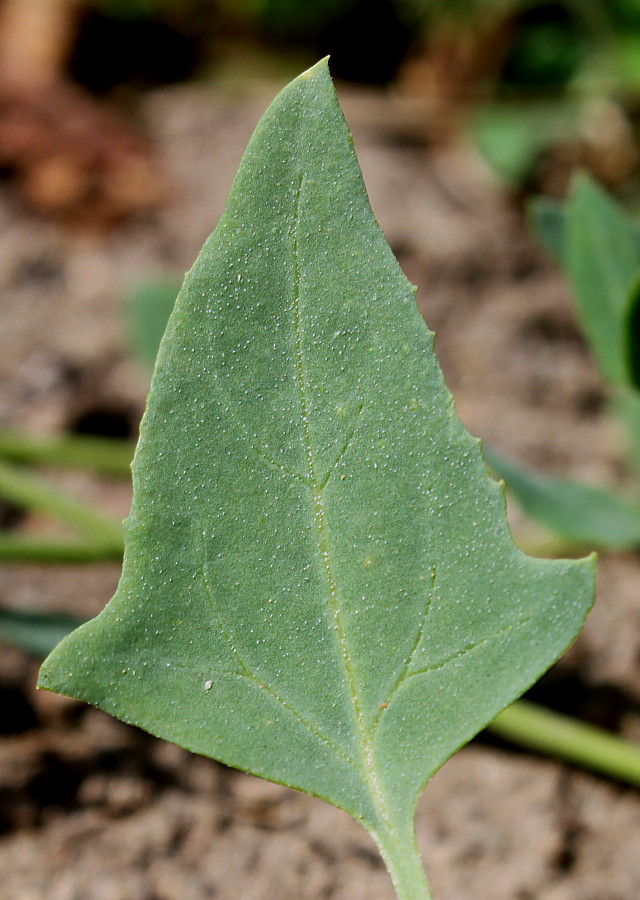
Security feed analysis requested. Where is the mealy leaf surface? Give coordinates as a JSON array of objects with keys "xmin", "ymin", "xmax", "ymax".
[{"xmin": 39, "ymin": 60, "xmax": 594, "ymax": 891}]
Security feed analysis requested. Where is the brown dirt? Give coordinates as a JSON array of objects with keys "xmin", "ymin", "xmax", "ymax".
[{"xmin": 1, "ymin": 80, "xmax": 640, "ymax": 899}]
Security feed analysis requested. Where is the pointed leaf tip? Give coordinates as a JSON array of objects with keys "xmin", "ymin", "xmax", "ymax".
[{"xmin": 299, "ymin": 56, "xmax": 331, "ymax": 79}]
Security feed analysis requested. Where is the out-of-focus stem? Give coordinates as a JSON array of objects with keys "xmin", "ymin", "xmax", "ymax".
[
  {"xmin": 0, "ymin": 459, "xmax": 123, "ymax": 544},
  {"xmin": 489, "ymin": 699, "xmax": 640, "ymax": 789},
  {"xmin": 0, "ymin": 536, "xmax": 123, "ymax": 563},
  {"xmin": 0, "ymin": 431, "xmax": 134, "ymax": 476}
]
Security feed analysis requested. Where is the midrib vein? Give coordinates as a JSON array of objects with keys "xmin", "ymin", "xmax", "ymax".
[{"xmin": 291, "ymin": 175, "xmax": 389, "ymax": 830}]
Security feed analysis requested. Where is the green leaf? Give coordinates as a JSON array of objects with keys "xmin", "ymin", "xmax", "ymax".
[
  {"xmin": 126, "ymin": 277, "xmax": 181, "ymax": 372},
  {"xmin": 39, "ymin": 61, "xmax": 594, "ymax": 899},
  {"xmin": 485, "ymin": 446, "xmax": 640, "ymax": 549},
  {"xmin": 0, "ymin": 609, "xmax": 84, "ymax": 658},
  {"xmin": 530, "ymin": 181, "xmax": 640, "ymax": 281},
  {"xmin": 565, "ymin": 172, "xmax": 640, "ymax": 386},
  {"xmin": 529, "ymin": 178, "xmax": 640, "ymax": 470}
]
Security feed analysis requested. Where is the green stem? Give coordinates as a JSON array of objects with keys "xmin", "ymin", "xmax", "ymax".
[
  {"xmin": 0, "ymin": 459, "xmax": 123, "ymax": 544},
  {"xmin": 0, "ymin": 431, "xmax": 134, "ymax": 476},
  {"xmin": 374, "ymin": 823, "xmax": 432, "ymax": 900},
  {"xmin": 0, "ymin": 536, "xmax": 123, "ymax": 563},
  {"xmin": 489, "ymin": 699, "xmax": 640, "ymax": 788}
]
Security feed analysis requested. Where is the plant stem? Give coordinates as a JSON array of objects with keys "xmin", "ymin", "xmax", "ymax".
[
  {"xmin": 489, "ymin": 699, "xmax": 640, "ymax": 788},
  {"xmin": 0, "ymin": 430, "xmax": 134, "ymax": 476},
  {"xmin": 0, "ymin": 536, "xmax": 123, "ymax": 562},
  {"xmin": 0, "ymin": 459, "xmax": 123, "ymax": 544},
  {"xmin": 374, "ymin": 823, "xmax": 432, "ymax": 900}
]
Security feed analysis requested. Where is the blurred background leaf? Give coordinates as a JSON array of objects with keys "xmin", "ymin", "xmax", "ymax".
[
  {"xmin": 486, "ymin": 447, "xmax": 640, "ymax": 550},
  {"xmin": 126, "ymin": 277, "xmax": 181, "ymax": 372},
  {"xmin": 0, "ymin": 609, "xmax": 84, "ymax": 658}
]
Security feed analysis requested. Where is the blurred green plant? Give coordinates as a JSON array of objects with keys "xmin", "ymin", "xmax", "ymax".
[
  {"xmin": 485, "ymin": 173, "xmax": 640, "ymax": 551},
  {"xmin": 127, "ymin": 276, "xmax": 183, "ymax": 371},
  {"xmin": 485, "ymin": 446, "xmax": 640, "ymax": 549},
  {"xmin": 0, "ymin": 609, "xmax": 84, "ymax": 659}
]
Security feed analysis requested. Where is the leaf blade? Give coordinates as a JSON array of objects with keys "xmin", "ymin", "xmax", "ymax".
[
  {"xmin": 565, "ymin": 172, "xmax": 640, "ymax": 385},
  {"xmin": 39, "ymin": 60, "xmax": 594, "ymax": 890}
]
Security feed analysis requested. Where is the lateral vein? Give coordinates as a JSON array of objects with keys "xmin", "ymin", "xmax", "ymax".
[{"xmin": 200, "ymin": 550, "xmax": 352, "ymax": 764}]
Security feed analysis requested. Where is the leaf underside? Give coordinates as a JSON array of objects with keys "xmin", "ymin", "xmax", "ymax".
[{"xmin": 39, "ymin": 61, "xmax": 594, "ymax": 856}]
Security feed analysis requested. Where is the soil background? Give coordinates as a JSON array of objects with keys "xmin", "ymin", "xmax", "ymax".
[{"xmin": 1, "ymin": 80, "xmax": 640, "ymax": 899}]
